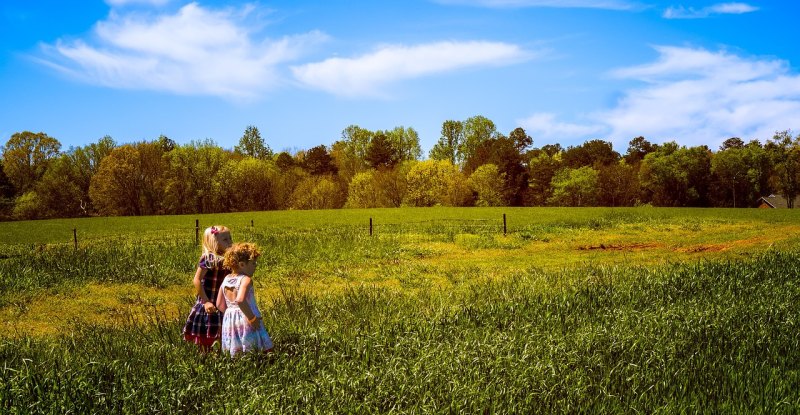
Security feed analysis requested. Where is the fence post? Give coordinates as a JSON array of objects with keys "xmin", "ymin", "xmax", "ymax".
[
  {"xmin": 251, "ymin": 219, "xmax": 254, "ymax": 228},
  {"xmin": 369, "ymin": 217, "xmax": 373, "ymax": 236},
  {"xmin": 503, "ymin": 213, "xmax": 507, "ymax": 236},
  {"xmin": 195, "ymin": 219, "xmax": 200, "ymax": 245},
  {"xmin": 73, "ymin": 228, "xmax": 78, "ymax": 250}
]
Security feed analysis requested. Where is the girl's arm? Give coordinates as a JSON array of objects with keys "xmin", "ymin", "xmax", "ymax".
[
  {"xmin": 193, "ymin": 267, "xmax": 218, "ymax": 314},
  {"xmin": 216, "ymin": 284, "xmax": 227, "ymax": 314},
  {"xmin": 235, "ymin": 277, "xmax": 260, "ymax": 327}
]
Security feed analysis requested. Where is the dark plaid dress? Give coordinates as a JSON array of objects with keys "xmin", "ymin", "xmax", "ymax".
[{"xmin": 182, "ymin": 254, "xmax": 231, "ymax": 346}]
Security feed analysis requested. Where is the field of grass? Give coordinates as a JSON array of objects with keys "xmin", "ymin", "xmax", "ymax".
[{"xmin": 1, "ymin": 207, "xmax": 799, "ymax": 412}]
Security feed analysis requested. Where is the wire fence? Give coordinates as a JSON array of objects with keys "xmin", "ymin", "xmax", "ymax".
[{"xmin": 3, "ymin": 214, "xmax": 512, "ymax": 251}]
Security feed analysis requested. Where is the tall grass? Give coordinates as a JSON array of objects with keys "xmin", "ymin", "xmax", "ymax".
[{"xmin": 3, "ymin": 250, "xmax": 799, "ymax": 413}]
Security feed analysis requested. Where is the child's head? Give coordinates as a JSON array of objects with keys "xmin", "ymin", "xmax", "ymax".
[
  {"xmin": 223, "ymin": 242, "xmax": 261, "ymax": 275},
  {"xmin": 203, "ymin": 225, "xmax": 233, "ymax": 256}
]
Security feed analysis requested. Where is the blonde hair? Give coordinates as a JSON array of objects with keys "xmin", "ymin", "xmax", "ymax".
[
  {"xmin": 223, "ymin": 242, "xmax": 261, "ymax": 271},
  {"xmin": 202, "ymin": 225, "xmax": 230, "ymax": 264}
]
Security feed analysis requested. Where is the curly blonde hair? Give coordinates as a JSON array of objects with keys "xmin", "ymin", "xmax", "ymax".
[{"xmin": 223, "ymin": 242, "xmax": 261, "ymax": 271}]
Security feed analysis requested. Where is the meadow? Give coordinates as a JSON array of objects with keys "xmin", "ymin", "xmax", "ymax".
[{"xmin": 1, "ymin": 207, "xmax": 799, "ymax": 413}]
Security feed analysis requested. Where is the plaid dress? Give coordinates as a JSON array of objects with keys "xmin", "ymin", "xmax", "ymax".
[{"xmin": 182, "ymin": 254, "xmax": 231, "ymax": 347}]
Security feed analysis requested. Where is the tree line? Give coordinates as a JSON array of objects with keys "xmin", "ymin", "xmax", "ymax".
[{"xmin": 2, "ymin": 115, "xmax": 799, "ymax": 220}]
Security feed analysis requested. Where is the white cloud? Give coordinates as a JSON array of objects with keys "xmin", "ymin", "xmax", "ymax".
[
  {"xmin": 663, "ymin": 2, "xmax": 758, "ymax": 19},
  {"xmin": 39, "ymin": 3, "xmax": 328, "ymax": 99},
  {"xmin": 291, "ymin": 41, "xmax": 532, "ymax": 98},
  {"xmin": 434, "ymin": 0, "xmax": 639, "ymax": 10},
  {"xmin": 519, "ymin": 46, "xmax": 800, "ymax": 147},
  {"xmin": 517, "ymin": 113, "xmax": 606, "ymax": 142},
  {"xmin": 600, "ymin": 46, "xmax": 800, "ymax": 146}
]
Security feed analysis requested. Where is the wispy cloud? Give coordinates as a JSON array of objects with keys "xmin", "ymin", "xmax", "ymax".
[
  {"xmin": 37, "ymin": 3, "xmax": 327, "ymax": 100},
  {"xmin": 434, "ymin": 0, "xmax": 639, "ymax": 10},
  {"xmin": 519, "ymin": 46, "xmax": 800, "ymax": 147},
  {"xmin": 517, "ymin": 113, "xmax": 605, "ymax": 142},
  {"xmin": 292, "ymin": 41, "xmax": 533, "ymax": 98},
  {"xmin": 601, "ymin": 46, "xmax": 800, "ymax": 145},
  {"xmin": 663, "ymin": 2, "xmax": 758, "ymax": 19}
]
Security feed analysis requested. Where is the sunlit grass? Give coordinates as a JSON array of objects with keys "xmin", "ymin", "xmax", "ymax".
[{"xmin": 1, "ymin": 208, "xmax": 799, "ymax": 412}]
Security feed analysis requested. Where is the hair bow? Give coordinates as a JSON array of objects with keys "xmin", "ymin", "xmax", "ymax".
[{"xmin": 211, "ymin": 226, "xmax": 219, "ymax": 235}]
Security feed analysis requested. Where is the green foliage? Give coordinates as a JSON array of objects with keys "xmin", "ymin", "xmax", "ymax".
[
  {"xmin": 365, "ymin": 133, "xmax": 399, "ymax": 169},
  {"xmin": 234, "ymin": 125, "xmax": 272, "ymax": 160},
  {"xmin": 467, "ymin": 164, "xmax": 505, "ymax": 207},
  {"xmin": 163, "ymin": 140, "xmax": 229, "ymax": 214},
  {"xmin": 2, "ymin": 249, "xmax": 800, "ymax": 412},
  {"xmin": 303, "ymin": 145, "xmax": 337, "ymax": 176},
  {"xmin": 290, "ymin": 175, "xmax": 346, "ymax": 210},
  {"xmin": 1, "ymin": 131, "xmax": 61, "ymax": 195},
  {"xmin": 429, "ymin": 120, "xmax": 463, "ymax": 165},
  {"xmin": 767, "ymin": 130, "xmax": 800, "ymax": 207},
  {"xmin": 217, "ymin": 157, "xmax": 281, "ymax": 212},
  {"xmin": 460, "ymin": 115, "xmax": 498, "ymax": 166},
  {"xmin": 639, "ymin": 142, "xmax": 712, "ymax": 207},
  {"xmin": 548, "ymin": 166, "xmax": 599, "ymax": 207},
  {"xmin": 404, "ymin": 160, "xmax": 471, "ymax": 207}
]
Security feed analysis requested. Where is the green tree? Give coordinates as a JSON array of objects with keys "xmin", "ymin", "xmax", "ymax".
[
  {"xmin": 89, "ymin": 145, "xmax": 144, "ymax": 216},
  {"xmin": 468, "ymin": 164, "xmax": 505, "ymax": 206},
  {"xmin": 332, "ymin": 125, "xmax": 373, "ymax": 182},
  {"xmin": 0, "ymin": 160, "xmax": 14, "ymax": 219},
  {"xmin": 163, "ymin": 140, "xmax": 229, "ymax": 214},
  {"xmin": 304, "ymin": 145, "xmax": 338, "ymax": 176},
  {"xmin": 711, "ymin": 146, "xmax": 748, "ymax": 207},
  {"xmin": 346, "ymin": 171, "xmax": 381, "ymax": 208},
  {"xmin": 216, "ymin": 157, "xmax": 280, "ymax": 212},
  {"xmin": 33, "ymin": 154, "xmax": 84, "ymax": 218},
  {"xmin": 766, "ymin": 130, "xmax": 800, "ymax": 208},
  {"xmin": 429, "ymin": 120, "xmax": 463, "ymax": 165},
  {"xmin": 460, "ymin": 116, "xmax": 498, "ymax": 167},
  {"xmin": 719, "ymin": 137, "xmax": 745, "ymax": 150},
  {"xmin": 384, "ymin": 126, "xmax": 422, "ymax": 162},
  {"xmin": 275, "ymin": 151, "xmax": 296, "ymax": 171},
  {"xmin": 365, "ymin": 132, "xmax": 400, "ymax": 169},
  {"xmin": 89, "ymin": 142, "xmax": 167, "ymax": 216},
  {"xmin": 562, "ymin": 139, "xmax": 620, "ymax": 169},
  {"xmin": 508, "ymin": 127, "xmax": 533, "ymax": 152},
  {"xmin": 463, "ymin": 136, "xmax": 529, "ymax": 205},
  {"xmin": 2, "ymin": 131, "xmax": 61, "ymax": 194},
  {"xmin": 639, "ymin": 142, "xmax": 712, "ymax": 207},
  {"xmin": 526, "ymin": 151, "xmax": 562, "ymax": 206},
  {"xmin": 68, "ymin": 136, "xmax": 117, "ymax": 214},
  {"xmin": 404, "ymin": 160, "xmax": 471, "ymax": 207},
  {"xmin": 597, "ymin": 160, "xmax": 640, "ymax": 207},
  {"xmin": 290, "ymin": 176, "xmax": 346, "ymax": 210},
  {"xmin": 548, "ymin": 166, "xmax": 599, "ymax": 207},
  {"xmin": 624, "ymin": 136, "xmax": 658, "ymax": 165},
  {"xmin": 742, "ymin": 140, "xmax": 773, "ymax": 203},
  {"xmin": 158, "ymin": 135, "xmax": 177, "ymax": 153},
  {"xmin": 234, "ymin": 125, "xmax": 272, "ymax": 160}
]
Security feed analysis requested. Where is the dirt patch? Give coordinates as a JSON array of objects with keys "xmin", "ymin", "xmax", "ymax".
[
  {"xmin": 676, "ymin": 244, "xmax": 729, "ymax": 253},
  {"xmin": 578, "ymin": 243, "xmax": 660, "ymax": 251}
]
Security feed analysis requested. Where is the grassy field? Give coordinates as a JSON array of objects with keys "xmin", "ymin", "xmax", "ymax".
[{"xmin": 1, "ymin": 207, "xmax": 799, "ymax": 413}]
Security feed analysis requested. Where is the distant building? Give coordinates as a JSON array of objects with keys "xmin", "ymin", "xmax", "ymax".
[{"xmin": 758, "ymin": 194, "xmax": 800, "ymax": 208}]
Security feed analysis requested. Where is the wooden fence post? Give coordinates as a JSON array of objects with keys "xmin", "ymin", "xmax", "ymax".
[
  {"xmin": 503, "ymin": 213, "xmax": 507, "ymax": 236},
  {"xmin": 251, "ymin": 219, "xmax": 254, "ymax": 228},
  {"xmin": 369, "ymin": 218, "xmax": 373, "ymax": 236},
  {"xmin": 73, "ymin": 228, "xmax": 78, "ymax": 250},
  {"xmin": 195, "ymin": 219, "xmax": 200, "ymax": 245}
]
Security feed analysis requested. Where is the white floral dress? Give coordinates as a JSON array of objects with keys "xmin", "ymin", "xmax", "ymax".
[{"xmin": 220, "ymin": 274, "xmax": 273, "ymax": 357}]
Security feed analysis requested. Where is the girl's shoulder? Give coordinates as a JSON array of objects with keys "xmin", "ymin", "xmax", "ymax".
[
  {"xmin": 221, "ymin": 274, "xmax": 244, "ymax": 287},
  {"xmin": 198, "ymin": 253, "xmax": 223, "ymax": 269}
]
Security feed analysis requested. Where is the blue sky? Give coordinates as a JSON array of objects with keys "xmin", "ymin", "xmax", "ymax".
[{"xmin": 1, "ymin": 0, "xmax": 798, "ymax": 153}]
